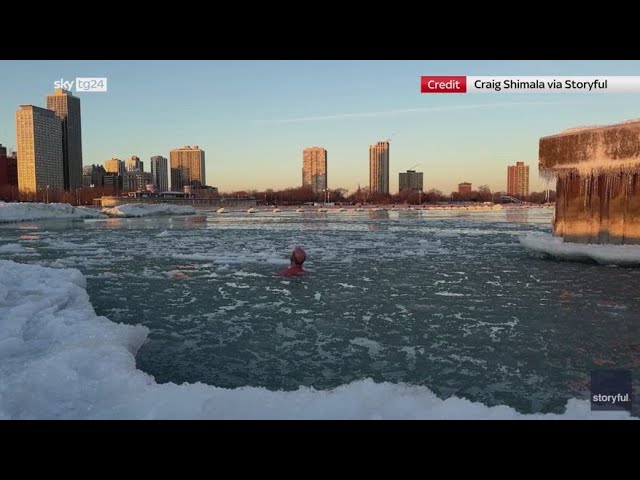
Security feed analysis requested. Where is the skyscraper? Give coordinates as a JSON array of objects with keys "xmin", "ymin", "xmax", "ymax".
[
  {"xmin": 6, "ymin": 152, "xmax": 17, "ymax": 187},
  {"xmin": 399, "ymin": 170, "xmax": 424, "ymax": 192},
  {"xmin": 369, "ymin": 141, "xmax": 389, "ymax": 194},
  {"xmin": 46, "ymin": 89, "xmax": 82, "ymax": 190},
  {"xmin": 302, "ymin": 147, "xmax": 328, "ymax": 193},
  {"xmin": 104, "ymin": 158, "xmax": 125, "ymax": 175},
  {"xmin": 82, "ymin": 165, "xmax": 106, "ymax": 187},
  {"xmin": 170, "ymin": 145, "xmax": 205, "ymax": 191},
  {"xmin": 507, "ymin": 161, "xmax": 529, "ymax": 198},
  {"xmin": 123, "ymin": 171, "xmax": 153, "ymax": 191},
  {"xmin": 150, "ymin": 155, "xmax": 169, "ymax": 191},
  {"xmin": 15, "ymin": 105, "xmax": 64, "ymax": 193},
  {"xmin": 127, "ymin": 155, "xmax": 143, "ymax": 172},
  {"xmin": 0, "ymin": 144, "xmax": 7, "ymax": 186}
]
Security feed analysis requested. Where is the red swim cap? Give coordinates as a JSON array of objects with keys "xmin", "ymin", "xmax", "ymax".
[{"xmin": 292, "ymin": 246, "xmax": 306, "ymax": 264}]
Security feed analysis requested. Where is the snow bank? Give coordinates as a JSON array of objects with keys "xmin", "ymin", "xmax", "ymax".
[
  {"xmin": 520, "ymin": 234, "xmax": 640, "ymax": 266},
  {"xmin": 102, "ymin": 204, "xmax": 196, "ymax": 217},
  {"xmin": 0, "ymin": 202, "xmax": 106, "ymax": 223},
  {"xmin": 0, "ymin": 259, "xmax": 634, "ymax": 419}
]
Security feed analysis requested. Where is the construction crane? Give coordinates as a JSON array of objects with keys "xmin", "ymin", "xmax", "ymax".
[{"xmin": 407, "ymin": 163, "xmax": 421, "ymax": 171}]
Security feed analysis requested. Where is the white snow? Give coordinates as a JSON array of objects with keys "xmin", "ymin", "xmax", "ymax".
[
  {"xmin": 102, "ymin": 204, "xmax": 196, "ymax": 217},
  {"xmin": 0, "ymin": 201, "xmax": 106, "ymax": 223},
  {"xmin": 0, "ymin": 259, "xmax": 635, "ymax": 420},
  {"xmin": 520, "ymin": 234, "xmax": 640, "ymax": 266}
]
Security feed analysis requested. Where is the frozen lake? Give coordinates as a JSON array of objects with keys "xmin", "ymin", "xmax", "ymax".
[{"xmin": 2, "ymin": 207, "xmax": 639, "ymax": 416}]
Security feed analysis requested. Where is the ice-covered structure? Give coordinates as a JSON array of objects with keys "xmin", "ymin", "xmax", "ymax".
[{"xmin": 540, "ymin": 119, "xmax": 640, "ymax": 244}]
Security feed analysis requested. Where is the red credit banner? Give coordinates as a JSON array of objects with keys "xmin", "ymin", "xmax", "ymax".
[{"xmin": 421, "ymin": 76, "xmax": 467, "ymax": 93}]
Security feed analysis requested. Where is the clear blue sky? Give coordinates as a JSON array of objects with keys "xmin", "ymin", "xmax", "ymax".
[{"xmin": 1, "ymin": 60, "xmax": 640, "ymax": 194}]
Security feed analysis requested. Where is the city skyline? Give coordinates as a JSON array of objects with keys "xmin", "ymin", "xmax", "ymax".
[{"xmin": 3, "ymin": 61, "xmax": 640, "ymax": 193}]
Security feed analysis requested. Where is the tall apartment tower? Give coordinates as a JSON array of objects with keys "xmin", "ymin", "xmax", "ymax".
[
  {"xmin": 0, "ymin": 144, "xmax": 7, "ymax": 186},
  {"xmin": 46, "ymin": 89, "xmax": 82, "ymax": 190},
  {"xmin": 104, "ymin": 158, "xmax": 125, "ymax": 175},
  {"xmin": 507, "ymin": 161, "xmax": 529, "ymax": 198},
  {"xmin": 15, "ymin": 105, "xmax": 64, "ymax": 193},
  {"xmin": 150, "ymin": 155, "xmax": 169, "ymax": 191},
  {"xmin": 369, "ymin": 141, "xmax": 390, "ymax": 194},
  {"xmin": 302, "ymin": 147, "xmax": 327, "ymax": 193},
  {"xmin": 127, "ymin": 155, "xmax": 143, "ymax": 172},
  {"xmin": 170, "ymin": 145, "xmax": 205, "ymax": 191}
]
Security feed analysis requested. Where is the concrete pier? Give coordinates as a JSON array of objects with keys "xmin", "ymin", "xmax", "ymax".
[{"xmin": 539, "ymin": 120, "xmax": 640, "ymax": 244}]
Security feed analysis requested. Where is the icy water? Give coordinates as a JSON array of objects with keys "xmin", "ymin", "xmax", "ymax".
[{"xmin": 1, "ymin": 207, "xmax": 639, "ymax": 416}]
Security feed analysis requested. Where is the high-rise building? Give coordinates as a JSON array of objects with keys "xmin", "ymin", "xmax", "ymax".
[
  {"xmin": 369, "ymin": 141, "xmax": 390, "ymax": 194},
  {"xmin": 15, "ymin": 105, "xmax": 64, "ymax": 193},
  {"xmin": 6, "ymin": 152, "xmax": 17, "ymax": 187},
  {"xmin": 170, "ymin": 145, "xmax": 205, "ymax": 191},
  {"xmin": 0, "ymin": 144, "xmax": 7, "ymax": 186},
  {"xmin": 82, "ymin": 165, "xmax": 106, "ymax": 187},
  {"xmin": 507, "ymin": 161, "xmax": 529, "ymax": 198},
  {"xmin": 104, "ymin": 158, "xmax": 125, "ymax": 175},
  {"xmin": 399, "ymin": 170, "xmax": 424, "ymax": 192},
  {"xmin": 302, "ymin": 147, "xmax": 327, "ymax": 193},
  {"xmin": 46, "ymin": 89, "xmax": 83, "ymax": 190},
  {"xmin": 103, "ymin": 173, "xmax": 122, "ymax": 192},
  {"xmin": 458, "ymin": 182, "xmax": 472, "ymax": 194},
  {"xmin": 122, "ymin": 171, "xmax": 136, "ymax": 191},
  {"xmin": 123, "ymin": 170, "xmax": 153, "ymax": 192},
  {"xmin": 127, "ymin": 155, "xmax": 143, "ymax": 172},
  {"xmin": 138, "ymin": 172, "xmax": 153, "ymax": 191},
  {"xmin": 150, "ymin": 155, "xmax": 169, "ymax": 191}
]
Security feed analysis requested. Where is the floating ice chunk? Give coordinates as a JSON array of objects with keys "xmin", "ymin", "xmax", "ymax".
[
  {"xmin": 102, "ymin": 204, "xmax": 196, "ymax": 217},
  {"xmin": 350, "ymin": 337, "xmax": 383, "ymax": 357},
  {"xmin": 233, "ymin": 271, "xmax": 266, "ymax": 278},
  {"xmin": 0, "ymin": 243, "xmax": 28, "ymax": 254}
]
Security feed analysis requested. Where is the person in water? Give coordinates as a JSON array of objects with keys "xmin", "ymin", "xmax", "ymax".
[{"xmin": 278, "ymin": 247, "xmax": 306, "ymax": 276}]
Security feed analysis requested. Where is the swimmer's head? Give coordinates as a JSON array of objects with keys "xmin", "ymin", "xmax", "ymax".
[{"xmin": 290, "ymin": 246, "xmax": 306, "ymax": 265}]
